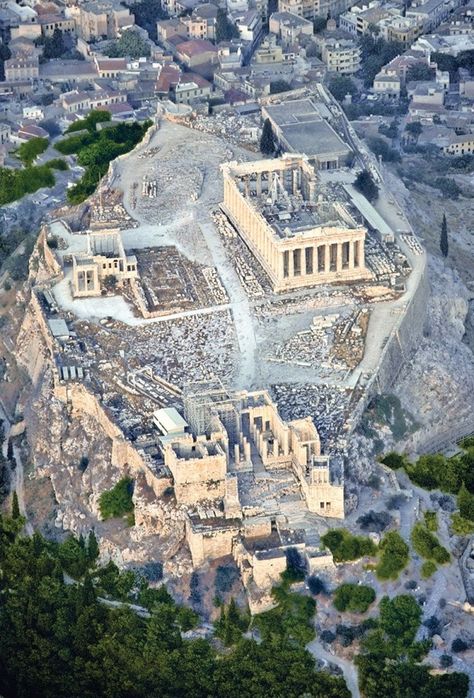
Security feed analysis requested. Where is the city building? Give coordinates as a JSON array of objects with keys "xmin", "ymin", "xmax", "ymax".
[
  {"xmin": 277, "ymin": 0, "xmax": 355, "ymax": 20},
  {"xmin": 269, "ymin": 11, "xmax": 314, "ymax": 46},
  {"xmin": 321, "ymin": 37, "xmax": 361, "ymax": 74},
  {"xmin": 221, "ymin": 154, "xmax": 369, "ymax": 292},
  {"xmin": 443, "ymin": 133, "xmax": 474, "ymax": 155},
  {"xmin": 70, "ymin": 0, "xmax": 135, "ymax": 42},
  {"xmin": 4, "ymin": 55, "xmax": 39, "ymax": 81}
]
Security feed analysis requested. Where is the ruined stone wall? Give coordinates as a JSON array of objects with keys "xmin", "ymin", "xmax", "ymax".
[
  {"xmin": 56, "ymin": 382, "xmax": 169, "ymax": 498},
  {"xmin": 347, "ymin": 267, "xmax": 430, "ymax": 435},
  {"xmin": 186, "ymin": 519, "xmax": 239, "ymax": 566}
]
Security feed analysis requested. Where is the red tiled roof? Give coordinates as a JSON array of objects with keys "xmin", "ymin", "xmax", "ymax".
[{"xmin": 176, "ymin": 39, "xmax": 217, "ymax": 57}]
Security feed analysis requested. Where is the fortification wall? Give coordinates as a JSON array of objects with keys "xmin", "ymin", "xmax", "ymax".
[
  {"xmin": 15, "ymin": 290, "xmax": 55, "ymax": 386},
  {"xmin": 55, "ymin": 382, "xmax": 169, "ymax": 498},
  {"xmin": 186, "ymin": 519, "xmax": 239, "ymax": 566},
  {"xmin": 375, "ymin": 271, "xmax": 430, "ymax": 393}
]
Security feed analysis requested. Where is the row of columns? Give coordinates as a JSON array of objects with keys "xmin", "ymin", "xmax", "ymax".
[{"xmin": 282, "ymin": 239, "xmax": 363, "ymax": 279}]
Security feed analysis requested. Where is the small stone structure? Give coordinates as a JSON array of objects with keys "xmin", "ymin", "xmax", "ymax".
[
  {"xmin": 221, "ymin": 154, "xmax": 371, "ymax": 292},
  {"xmin": 71, "ymin": 228, "xmax": 138, "ymax": 298}
]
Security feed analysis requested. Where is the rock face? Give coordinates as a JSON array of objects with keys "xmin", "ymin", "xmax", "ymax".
[
  {"xmin": 394, "ymin": 258, "xmax": 474, "ymax": 454},
  {"xmin": 23, "ymin": 373, "xmax": 189, "ymax": 568}
]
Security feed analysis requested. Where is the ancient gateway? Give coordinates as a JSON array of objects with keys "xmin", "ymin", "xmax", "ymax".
[
  {"xmin": 150, "ymin": 387, "xmax": 343, "ymax": 609},
  {"xmin": 221, "ymin": 154, "xmax": 371, "ymax": 292}
]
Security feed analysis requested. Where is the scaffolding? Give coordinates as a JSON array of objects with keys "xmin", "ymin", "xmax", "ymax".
[{"xmin": 183, "ymin": 379, "xmax": 243, "ymax": 445}]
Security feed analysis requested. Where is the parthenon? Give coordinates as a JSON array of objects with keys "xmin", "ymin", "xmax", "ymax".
[{"xmin": 221, "ymin": 154, "xmax": 371, "ymax": 292}]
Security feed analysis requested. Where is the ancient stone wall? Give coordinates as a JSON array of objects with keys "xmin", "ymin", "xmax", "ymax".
[
  {"xmin": 56, "ymin": 382, "xmax": 169, "ymax": 498},
  {"xmin": 186, "ymin": 519, "xmax": 239, "ymax": 566},
  {"xmin": 15, "ymin": 290, "xmax": 55, "ymax": 386}
]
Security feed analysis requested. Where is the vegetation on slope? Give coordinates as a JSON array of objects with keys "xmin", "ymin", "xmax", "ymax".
[
  {"xmin": 55, "ymin": 110, "xmax": 152, "ymax": 204},
  {"xmin": 0, "ymin": 512, "xmax": 351, "ymax": 698}
]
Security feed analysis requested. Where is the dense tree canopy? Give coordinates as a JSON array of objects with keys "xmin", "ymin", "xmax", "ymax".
[
  {"xmin": 0, "ymin": 515, "xmax": 350, "ymax": 698},
  {"xmin": 105, "ymin": 29, "xmax": 151, "ymax": 59},
  {"xmin": 16, "ymin": 137, "xmax": 49, "ymax": 166},
  {"xmin": 56, "ymin": 116, "xmax": 152, "ymax": 204},
  {"xmin": 322, "ymin": 528, "xmax": 377, "ymax": 562}
]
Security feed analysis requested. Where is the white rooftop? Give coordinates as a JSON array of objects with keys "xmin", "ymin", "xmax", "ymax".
[{"xmin": 153, "ymin": 407, "xmax": 188, "ymax": 434}]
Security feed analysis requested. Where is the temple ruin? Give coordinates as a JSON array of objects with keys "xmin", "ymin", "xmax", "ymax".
[
  {"xmin": 71, "ymin": 228, "xmax": 138, "ymax": 298},
  {"xmin": 221, "ymin": 154, "xmax": 371, "ymax": 292}
]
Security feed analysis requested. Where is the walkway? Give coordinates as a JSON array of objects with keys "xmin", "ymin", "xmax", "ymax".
[{"xmin": 307, "ymin": 638, "xmax": 360, "ymax": 698}]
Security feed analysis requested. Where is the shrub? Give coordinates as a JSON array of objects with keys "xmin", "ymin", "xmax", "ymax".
[
  {"xmin": 387, "ymin": 493, "xmax": 407, "ymax": 510},
  {"xmin": 320, "ymin": 629, "xmax": 336, "ymax": 644},
  {"xmin": 411, "ymin": 522, "xmax": 450, "ymax": 564},
  {"xmin": 440, "ymin": 654, "xmax": 453, "ymax": 668},
  {"xmin": 78, "ymin": 456, "xmax": 89, "ymax": 472},
  {"xmin": 282, "ymin": 547, "xmax": 306, "ymax": 584},
  {"xmin": 333, "ymin": 583, "xmax": 376, "ymax": 613},
  {"xmin": 357, "ymin": 511, "xmax": 391, "ymax": 532},
  {"xmin": 380, "ymin": 452, "xmax": 406, "ymax": 470},
  {"xmin": 451, "ymin": 512, "xmax": 474, "ymax": 535},
  {"xmin": 424, "ymin": 511, "xmax": 437, "ymax": 532},
  {"xmin": 99, "ymin": 477, "xmax": 134, "ymax": 520},
  {"xmin": 45, "ymin": 158, "xmax": 68, "ymax": 171},
  {"xmin": 215, "ymin": 565, "xmax": 239, "ymax": 596},
  {"xmin": 322, "ymin": 529, "xmax": 377, "ymax": 562},
  {"xmin": 421, "ymin": 560, "xmax": 437, "ymax": 579},
  {"xmin": 376, "ymin": 531, "xmax": 409, "ymax": 580},
  {"xmin": 308, "ymin": 575, "xmax": 327, "ymax": 595},
  {"xmin": 452, "ymin": 638, "xmax": 468, "ymax": 653}
]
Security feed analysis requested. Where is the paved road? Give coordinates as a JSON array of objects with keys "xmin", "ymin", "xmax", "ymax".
[{"xmin": 307, "ymin": 638, "xmax": 360, "ymax": 698}]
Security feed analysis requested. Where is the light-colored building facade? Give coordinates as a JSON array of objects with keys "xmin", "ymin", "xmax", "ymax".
[
  {"xmin": 321, "ymin": 38, "xmax": 361, "ymax": 74},
  {"xmin": 70, "ymin": 1, "xmax": 134, "ymax": 41},
  {"xmin": 278, "ymin": 0, "xmax": 355, "ymax": 20},
  {"xmin": 443, "ymin": 134, "xmax": 474, "ymax": 155},
  {"xmin": 221, "ymin": 155, "xmax": 369, "ymax": 292},
  {"xmin": 269, "ymin": 11, "xmax": 314, "ymax": 46},
  {"xmin": 4, "ymin": 56, "xmax": 39, "ymax": 81}
]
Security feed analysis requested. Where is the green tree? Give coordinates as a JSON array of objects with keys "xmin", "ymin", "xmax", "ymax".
[
  {"xmin": 260, "ymin": 118, "xmax": 276, "ymax": 156},
  {"xmin": 11, "ymin": 491, "xmax": 20, "ymax": 520},
  {"xmin": 379, "ymin": 594, "xmax": 421, "ymax": 648},
  {"xmin": 458, "ymin": 482, "xmax": 474, "ymax": 521},
  {"xmin": 406, "ymin": 63, "xmax": 434, "ymax": 82},
  {"xmin": 376, "ymin": 531, "xmax": 409, "ymax": 580},
  {"xmin": 42, "ymin": 27, "xmax": 66, "ymax": 59},
  {"xmin": 440, "ymin": 213, "xmax": 448, "ymax": 258},
  {"xmin": 405, "ymin": 121, "xmax": 423, "ymax": 140},
  {"xmin": 99, "ymin": 477, "xmax": 134, "ymax": 520},
  {"xmin": 313, "ymin": 16, "xmax": 327, "ymax": 32},
  {"xmin": 215, "ymin": 8, "xmax": 239, "ymax": 42},
  {"xmin": 16, "ymin": 137, "xmax": 49, "ymax": 166},
  {"xmin": 333, "ymin": 583, "xmax": 376, "ymax": 613},
  {"xmin": 270, "ymin": 80, "xmax": 292, "ymax": 94},
  {"xmin": 105, "ymin": 29, "xmax": 151, "ymax": 59},
  {"xmin": 87, "ymin": 530, "xmax": 100, "ymax": 562},
  {"xmin": 354, "ymin": 170, "xmax": 379, "ymax": 202},
  {"xmin": 328, "ymin": 75, "xmax": 358, "ymax": 102}
]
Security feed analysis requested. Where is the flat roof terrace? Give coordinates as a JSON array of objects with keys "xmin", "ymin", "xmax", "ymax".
[{"xmin": 263, "ymin": 99, "xmax": 351, "ymax": 160}]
